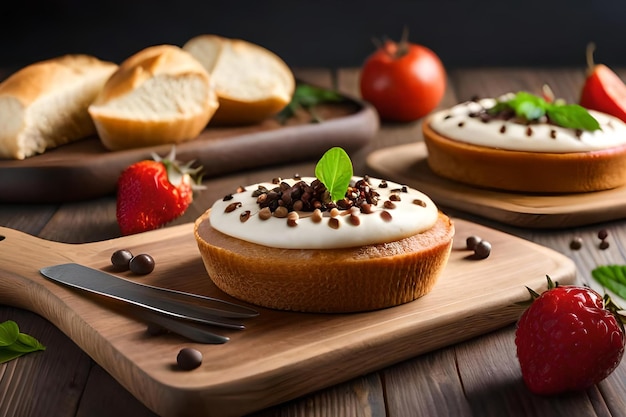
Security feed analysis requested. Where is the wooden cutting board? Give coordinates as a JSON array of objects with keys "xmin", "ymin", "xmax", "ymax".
[
  {"xmin": 0, "ymin": 219, "xmax": 576, "ymax": 417},
  {"xmin": 367, "ymin": 142, "xmax": 626, "ymax": 229},
  {"xmin": 0, "ymin": 98, "xmax": 378, "ymax": 203}
]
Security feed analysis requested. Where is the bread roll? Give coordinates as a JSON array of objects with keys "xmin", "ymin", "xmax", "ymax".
[
  {"xmin": 0, "ymin": 54, "xmax": 118, "ymax": 160},
  {"xmin": 88, "ymin": 44, "xmax": 219, "ymax": 151},
  {"xmin": 183, "ymin": 34, "xmax": 295, "ymax": 125}
]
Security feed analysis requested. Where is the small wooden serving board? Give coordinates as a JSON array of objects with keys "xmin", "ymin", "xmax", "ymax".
[
  {"xmin": 0, "ymin": 98, "xmax": 378, "ymax": 203},
  {"xmin": 0, "ymin": 219, "xmax": 575, "ymax": 417},
  {"xmin": 367, "ymin": 142, "xmax": 626, "ymax": 229}
]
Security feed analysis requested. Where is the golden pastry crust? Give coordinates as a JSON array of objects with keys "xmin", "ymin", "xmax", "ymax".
[
  {"xmin": 422, "ymin": 119, "xmax": 626, "ymax": 193},
  {"xmin": 194, "ymin": 209, "xmax": 454, "ymax": 313}
]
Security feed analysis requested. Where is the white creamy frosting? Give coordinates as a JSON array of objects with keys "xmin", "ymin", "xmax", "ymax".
[
  {"xmin": 429, "ymin": 97, "xmax": 626, "ymax": 153},
  {"xmin": 209, "ymin": 176, "xmax": 439, "ymax": 249}
]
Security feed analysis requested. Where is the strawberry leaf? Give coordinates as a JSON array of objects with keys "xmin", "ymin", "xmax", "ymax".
[{"xmin": 314, "ymin": 147, "xmax": 353, "ymax": 202}]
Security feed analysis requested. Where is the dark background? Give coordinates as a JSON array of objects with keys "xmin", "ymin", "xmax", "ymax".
[{"xmin": 2, "ymin": 0, "xmax": 626, "ymax": 71}]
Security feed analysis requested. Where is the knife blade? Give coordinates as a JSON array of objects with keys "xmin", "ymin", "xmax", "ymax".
[
  {"xmin": 40, "ymin": 263, "xmax": 258, "ymax": 329},
  {"xmin": 137, "ymin": 309, "xmax": 230, "ymax": 344}
]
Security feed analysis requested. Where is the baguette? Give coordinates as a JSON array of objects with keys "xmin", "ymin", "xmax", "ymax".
[
  {"xmin": 0, "ymin": 54, "xmax": 118, "ymax": 159},
  {"xmin": 88, "ymin": 44, "xmax": 219, "ymax": 151},
  {"xmin": 183, "ymin": 34, "xmax": 295, "ymax": 125}
]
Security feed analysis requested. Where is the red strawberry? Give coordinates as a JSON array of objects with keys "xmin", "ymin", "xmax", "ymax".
[
  {"xmin": 116, "ymin": 147, "xmax": 204, "ymax": 235},
  {"xmin": 515, "ymin": 276, "xmax": 625, "ymax": 395}
]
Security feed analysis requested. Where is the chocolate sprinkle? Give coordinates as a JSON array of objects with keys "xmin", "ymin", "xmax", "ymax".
[
  {"xmin": 239, "ymin": 210, "xmax": 251, "ymax": 222},
  {"xmin": 225, "ymin": 202, "xmax": 242, "ymax": 213}
]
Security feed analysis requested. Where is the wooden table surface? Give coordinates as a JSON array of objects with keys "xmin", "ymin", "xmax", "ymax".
[{"xmin": 2, "ymin": 66, "xmax": 626, "ymax": 417}]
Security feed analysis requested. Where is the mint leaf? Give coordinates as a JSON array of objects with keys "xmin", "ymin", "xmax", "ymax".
[
  {"xmin": 314, "ymin": 147, "xmax": 353, "ymax": 202},
  {"xmin": 276, "ymin": 83, "xmax": 344, "ymax": 124},
  {"xmin": 0, "ymin": 320, "xmax": 19, "ymax": 347},
  {"xmin": 293, "ymin": 84, "xmax": 343, "ymax": 107},
  {"xmin": 508, "ymin": 92, "xmax": 547, "ymax": 120},
  {"xmin": 7, "ymin": 333, "xmax": 46, "ymax": 353},
  {"xmin": 592, "ymin": 265, "xmax": 626, "ymax": 299},
  {"xmin": 490, "ymin": 91, "xmax": 601, "ymax": 132},
  {"xmin": 0, "ymin": 320, "xmax": 46, "ymax": 364},
  {"xmin": 0, "ymin": 350, "xmax": 26, "ymax": 363},
  {"xmin": 547, "ymin": 104, "xmax": 601, "ymax": 131}
]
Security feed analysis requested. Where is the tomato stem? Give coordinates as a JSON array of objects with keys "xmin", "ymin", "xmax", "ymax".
[
  {"xmin": 397, "ymin": 26, "xmax": 410, "ymax": 57},
  {"xmin": 371, "ymin": 36, "xmax": 383, "ymax": 51},
  {"xmin": 586, "ymin": 42, "xmax": 596, "ymax": 72}
]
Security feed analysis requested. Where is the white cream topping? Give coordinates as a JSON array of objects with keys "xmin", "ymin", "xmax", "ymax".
[
  {"xmin": 208, "ymin": 176, "xmax": 439, "ymax": 249},
  {"xmin": 429, "ymin": 96, "xmax": 626, "ymax": 153}
]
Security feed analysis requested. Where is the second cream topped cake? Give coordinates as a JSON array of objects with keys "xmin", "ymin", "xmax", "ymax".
[
  {"xmin": 195, "ymin": 148, "xmax": 454, "ymax": 313},
  {"xmin": 422, "ymin": 92, "xmax": 626, "ymax": 193}
]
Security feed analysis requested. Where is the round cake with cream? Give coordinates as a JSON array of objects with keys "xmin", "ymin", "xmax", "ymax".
[
  {"xmin": 422, "ymin": 93, "xmax": 626, "ymax": 193},
  {"xmin": 194, "ymin": 174, "xmax": 454, "ymax": 313}
]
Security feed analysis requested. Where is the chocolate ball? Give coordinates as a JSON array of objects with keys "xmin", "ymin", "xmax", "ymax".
[{"xmin": 177, "ymin": 348, "xmax": 203, "ymax": 370}]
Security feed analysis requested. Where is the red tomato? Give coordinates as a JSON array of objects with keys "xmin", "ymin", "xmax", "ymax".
[
  {"xmin": 579, "ymin": 44, "xmax": 626, "ymax": 122},
  {"xmin": 360, "ymin": 38, "xmax": 446, "ymax": 123}
]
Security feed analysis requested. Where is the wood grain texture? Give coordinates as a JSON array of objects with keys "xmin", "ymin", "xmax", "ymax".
[
  {"xmin": 0, "ymin": 307, "xmax": 93, "ymax": 417},
  {"xmin": 367, "ymin": 143, "xmax": 626, "ymax": 229},
  {"xmin": 0, "ymin": 216, "xmax": 575, "ymax": 417}
]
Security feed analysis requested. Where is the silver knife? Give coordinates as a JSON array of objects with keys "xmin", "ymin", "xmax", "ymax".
[
  {"xmin": 40, "ymin": 263, "xmax": 258, "ymax": 330},
  {"xmin": 137, "ymin": 309, "xmax": 231, "ymax": 344}
]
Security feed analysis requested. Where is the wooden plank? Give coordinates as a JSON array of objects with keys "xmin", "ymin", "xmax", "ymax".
[
  {"xmin": 0, "ymin": 204, "xmax": 58, "ymax": 237},
  {"xmin": 250, "ymin": 373, "xmax": 387, "ymax": 417},
  {"xmin": 383, "ymin": 348, "xmax": 472, "ymax": 416},
  {"xmin": 447, "ymin": 67, "xmax": 587, "ymax": 103},
  {"xmin": 0, "ymin": 215, "xmax": 576, "ymax": 417},
  {"xmin": 0, "ymin": 306, "xmax": 92, "ymax": 417},
  {"xmin": 76, "ymin": 365, "xmax": 159, "ymax": 417}
]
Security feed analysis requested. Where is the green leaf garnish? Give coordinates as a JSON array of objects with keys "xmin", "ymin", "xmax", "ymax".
[
  {"xmin": 490, "ymin": 91, "xmax": 601, "ymax": 132},
  {"xmin": 591, "ymin": 265, "xmax": 626, "ymax": 299},
  {"xmin": 0, "ymin": 320, "xmax": 45, "ymax": 364},
  {"xmin": 314, "ymin": 147, "xmax": 353, "ymax": 202},
  {"xmin": 276, "ymin": 83, "xmax": 345, "ymax": 124},
  {"xmin": 0, "ymin": 320, "xmax": 19, "ymax": 347},
  {"xmin": 547, "ymin": 104, "xmax": 601, "ymax": 131}
]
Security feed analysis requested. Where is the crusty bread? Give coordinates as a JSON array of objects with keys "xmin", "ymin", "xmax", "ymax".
[
  {"xmin": 0, "ymin": 54, "xmax": 117, "ymax": 159},
  {"xmin": 88, "ymin": 44, "xmax": 219, "ymax": 151},
  {"xmin": 422, "ymin": 120, "xmax": 626, "ymax": 193},
  {"xmin": 183, "ymin": 34, "xmax": 295, "ymax": 125},
  {"xmin": 194, "ymin": 210, "xmax": 454, "ymax": 313}
]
